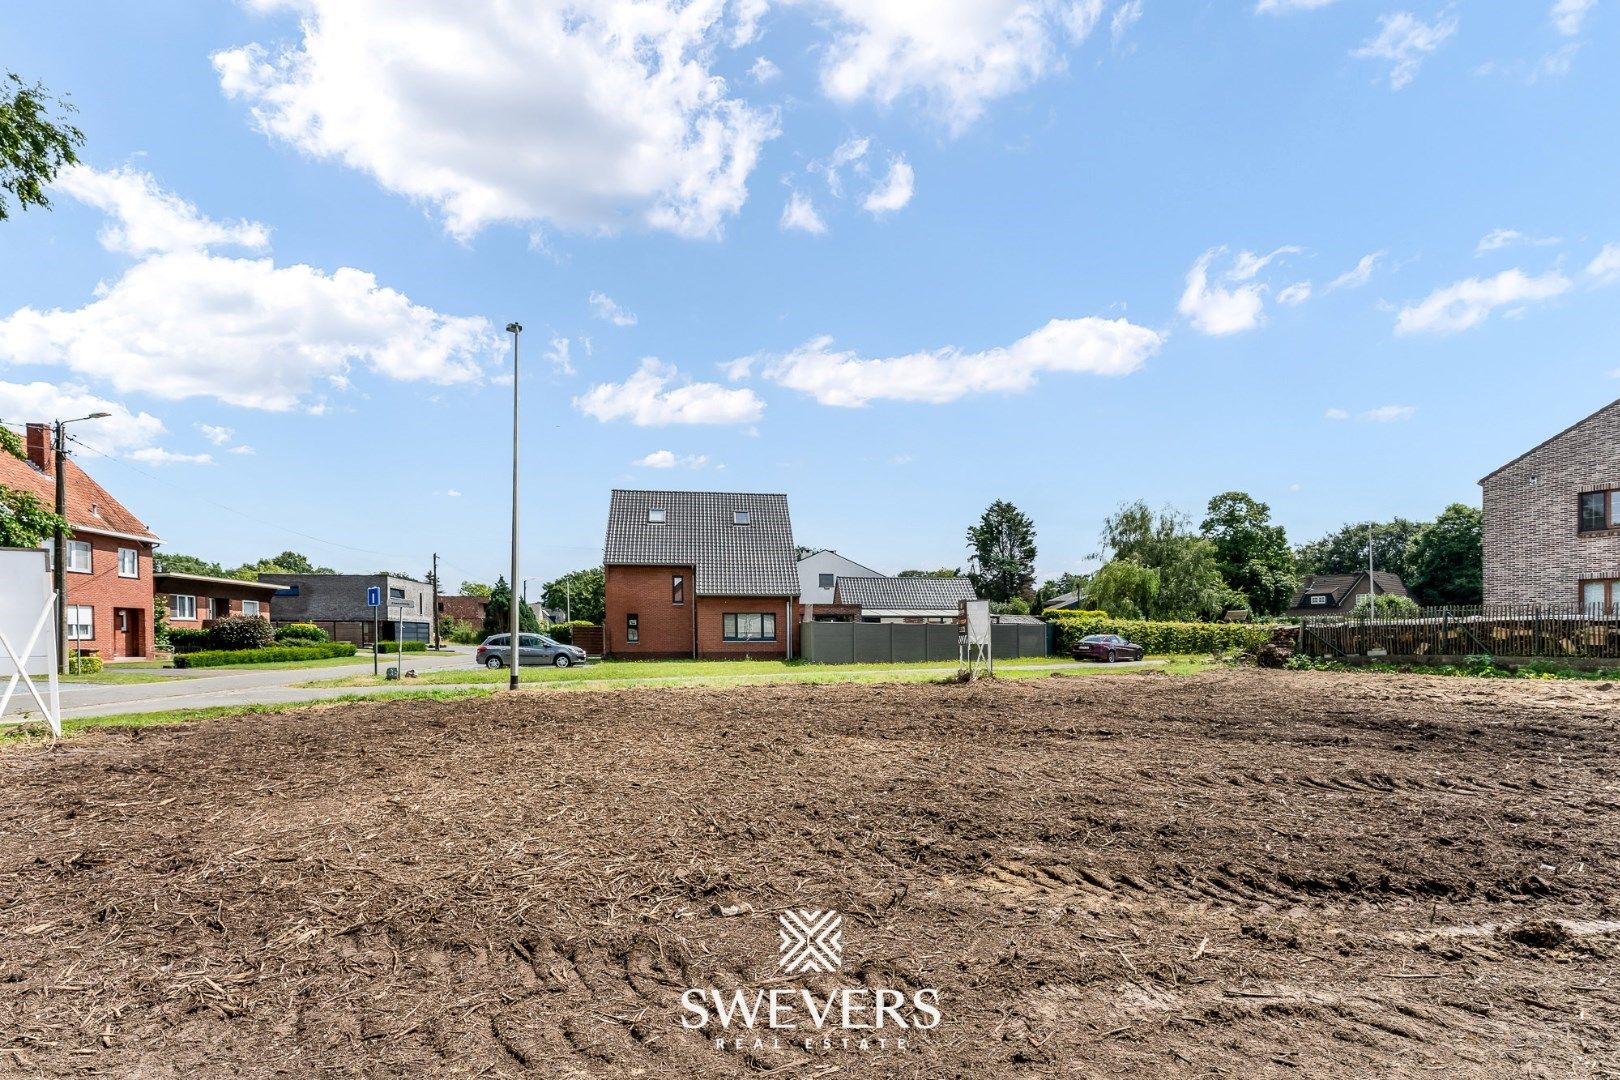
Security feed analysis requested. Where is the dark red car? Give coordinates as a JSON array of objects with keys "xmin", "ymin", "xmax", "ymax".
[{"xmin": 1071, "ymin": 633, "xmax": 1145, "ymax": 663}]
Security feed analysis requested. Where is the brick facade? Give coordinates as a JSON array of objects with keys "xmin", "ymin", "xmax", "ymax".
[
  {"xmin": 155, "ymin": 574, "xmax": 278, "ymax": 631},
  {"xmin": 603, "ymin": 566, "xmax": 794, "ymax": 658},
  {"xmin": 61, "ymin": 531, "xmax": 158, "ymax": 660},
  {"xmin": 1481, "ymin": 399, "xmax": 1620, "ymax": 606}
]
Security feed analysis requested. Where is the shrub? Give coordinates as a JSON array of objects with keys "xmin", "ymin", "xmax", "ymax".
[
  {"xmin": 67, "ymin": 653, "xmax": 103, "ymax": 675},
  {"xmin": 376, "ymin": 640, "xmax": 427, "ymax": 653},
  {"xmin": 440, "ymin": 616, "xmax": 481, "ymax": 644},
  {"xmin": 173, "ymin": 643, "xmax": 357, "ymax": 668},
  {"xmin": 1045, "ymin": 613, "xmax": 1270, "ymax": 656},
  {"xmin": 275, "ymin": 622, "xmax": 329, "ymax": 644},
  {"xmin": 168, "ymin": 627, "xmax": 212, "ymax": 654},
  {"xmin": 208, "ymin": 615, "xmax": 276, "ymax": 651}
]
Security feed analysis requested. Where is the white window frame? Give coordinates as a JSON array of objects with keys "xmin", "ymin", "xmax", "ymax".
[
  {"xmin": 733, "ymin": 510, "xmax": 751, "ymax": 526},
  {"xmin": 118, "ymin": 547, "xmax": 139, "ymax": 578},
  {"xmin": 723, "ymin": 612, "xmax": 777, "ymax": 641},
  {"xmin": 171, "ymin": 594, "xmax": 197, "ymax": 620},
  {"xmin": 65, "ymin": 605, "xmax": 94, "ymax": 640},
  {"xmin": 66, "ymin": 539, "xmax": 93, "ymax": 574},
  {"xmin": 647, "ymin": 508, "xmax": 666, "ymax": 524},
  {"xmin": 242, "ymin": 599, "xmax": 261, "ymax": 617}
]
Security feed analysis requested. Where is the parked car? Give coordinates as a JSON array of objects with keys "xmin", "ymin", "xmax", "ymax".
[
  {"xmin": 476, "ymin": 633, "xmax": 588, "ymax": 669},
  {"xmin": 1070, "ymin": 633, "xmax": 1145, "ymax": 663}
]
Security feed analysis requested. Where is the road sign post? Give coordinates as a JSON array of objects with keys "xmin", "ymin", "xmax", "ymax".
[{"xmin": 368, "ymin": 585, "xmax": 381, "ymax": 676}]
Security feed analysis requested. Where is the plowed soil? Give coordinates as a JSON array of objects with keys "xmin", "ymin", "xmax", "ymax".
[{"xmin": 3, "ymin": 669, "xmax": 1619, "ymax": 1078}]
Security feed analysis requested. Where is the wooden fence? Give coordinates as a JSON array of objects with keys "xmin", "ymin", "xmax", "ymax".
[{"xmin": 1298, "ymin": 605, "xmax": 1620, "ymax": 661}]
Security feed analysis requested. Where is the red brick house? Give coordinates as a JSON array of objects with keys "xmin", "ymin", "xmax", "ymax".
[
  {"xmin": 602, "ymin": 489, "xmax": 800, "ymax": 659},
  {"xmin": 2, "ymin": 424, "xmax": 161, "ymax": 659},
  {"xmin": 154, "ymin": 571, "xmax": 280, "ymax": 629}
]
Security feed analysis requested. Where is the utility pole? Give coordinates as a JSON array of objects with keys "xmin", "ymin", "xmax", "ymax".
[
  {"xmin": 53, "ymin": 422, "xmax": 66, "ymax": 675},
  {"xmin": 431, "ymin": 553, "xmax": 440, "ymax": 650},
  {"xmin": 1367, "ymin": 523, "xmax": 1375, "ymax": 616},
  {"xmin": 506, "ymin": 322, "xmax": 522, "ymax": 692}
]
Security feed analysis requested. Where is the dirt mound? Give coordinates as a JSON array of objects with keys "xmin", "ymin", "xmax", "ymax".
[{"xmin": 2, "ymin": 670, "xmax": 1618, "ymax": 1077}]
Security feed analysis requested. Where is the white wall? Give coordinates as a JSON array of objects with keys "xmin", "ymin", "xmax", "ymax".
[{"xmin": 797, "ymin": 550, "xmax": 883, "ymax": 606}]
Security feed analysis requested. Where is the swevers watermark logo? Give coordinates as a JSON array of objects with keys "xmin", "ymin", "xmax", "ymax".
[
  {"xmin": 778, "ymin": 909, "xmax": 843, "ymax": 974},
  {"xmin": 682, "ymin": 908, "xmax": 941, "ymax": 1054}
]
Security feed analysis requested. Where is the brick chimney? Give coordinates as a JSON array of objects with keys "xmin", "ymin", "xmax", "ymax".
[{"xmin": 25, "ymin": 423, "xmax": 52, "ymax": 473}]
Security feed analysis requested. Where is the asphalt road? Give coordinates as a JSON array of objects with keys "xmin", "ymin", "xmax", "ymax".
[{"xmin": 53, "ymin": 648, "xmax": 476, "ymax": 719}]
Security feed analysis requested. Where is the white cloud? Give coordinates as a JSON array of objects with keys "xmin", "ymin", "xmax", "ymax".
[
  {"xmin": 129, "ymin": 447, "xmax": 213, "ymax": 466},
  {"xmin": 1552, "ymin": 0, "xmax": 1596, "ymax": 35},
  {"xmin": 446, "ymin": 488, "xmax": 461, "ymax": 497},
  {"xmin": 544, "ymin": 336, "xmax": 576, "ymax": 375},
  {"xmin": 1327, "ymin": 251, "xmax": 1383, "ymax": 290},
  {"xmin": 213, "ymin": 0, "xmax": 777, "ymax": 240},
  {"xmin": 1352, "ymin": 10, "xmax": 1459, "ymax": 90},
  {"xmin": 1584, "ymin": 243, "xmax": 1620, "ymax": 285},
  {"xmin": 862, "ymin": 158, "xmax": 915, "ymax": 215},
  {"xmin": 1394, "ymin": 268, "xmax": 1572, "ymax": 334},
  {"xmin": 0, "ymin": 382, "xmax": 167, "ymax": 456},
  {"xmin": 1256, "ymin": 0, "xmax": 1340, "ymax": 12},
  {"xmin": 54, "ymin": 165, "xmax": 270, "ymax": 255},
  {"xmin": 813, "ymin": 0, "xmax": 1104, "ymax": 132},
  {"xmin": 0, "ymin": 170, "xmax": 502, "ymax": 410},
  {"xmin": 198, "ymin": 423, "xmax": 234, "ymax": 446},
  {"xmin": 1277, "ymin": 281, "xmax": 1313, "ymax": 306},
  {"xmin": 759, "ymin": 316, "xmax": 1162, "ymax": 407},
  {"xmin": 1111, "ymin": 0, "xmax": 1144, "ymax": 45},
  {"xmin": 1476, "ymin": 229, "xmax": 1560, "ymax": 254},
  {"xmin": 575, "ymin": 358, "xmax": 765, "ymax": 425},
  {"xmin": 1178, "ymin": 247, "xmax": 1298, "ymax": 335},
  {"xmin": 589, "ymin": 292, "xmax": 638, "ymax": 327},
  {"xmin": 749, "ymin": 56, "xmax": 782, "ymax": 83},
  {"xmin": 811, "ymin": 136, "xmax": 871, "ymax": 198},
  {"xmin": 633, "ymin": 448, "xmax": 709, "ymax": 468},
  {"xmin": 781, "ymin": 191, "xmax": 827, "ymax": 234},
  {"xmin": 1324, "ymin": 408, "xmax": 1349, "ymax": 420},
  {"xmin": 229, "ymin": 445, "xmax": 257, "ymax": 455},
  {"xmin": 732, "ymin": 0, "xmax": 769, "ymax": 45},
  {"xmin": 1362, "ymin": 404, "xmax": 1415, "ymax": 422}
]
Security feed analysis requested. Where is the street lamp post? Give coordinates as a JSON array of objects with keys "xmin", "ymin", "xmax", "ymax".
[
  {"xmin": 52, "ymin": 413, "xmax": 111, "ymax": 674},
  {"xmin": 506, "ymin": 322, "xmax": 522, "ymax": 693}
]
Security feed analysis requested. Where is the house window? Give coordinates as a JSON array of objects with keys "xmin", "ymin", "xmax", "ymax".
[
  {"xmin": 66, "ymin": 540, "xmax": 92, "ymax": 573},
  {"xmin": 647, "ymin": 508, "xmax": 666, "ymax": 524},
  {"xmin": 1581, "ymin": 579, "xmax": 1620, "ymax": 613},
  {"xmin": 1579, "ymin": 490, "xmax": 1620, "ymax": 532},
  {"xmin": 723, "ymin": 613, "xmax": 777, "ymax": 641},
  {"xmin": 1308, "ymin": 594, "xmax": 1329, "ymax": 606},
  {"xmin": 171, "ymin": 594, "xmax": 197, "ymax": 620},
  {"xmin": 733, "ymin": 510, "xmax": 751, "ymax": 526},
  {"xmin": 818, "ymin": 573, "xmax": 835, "ymax": 589},
  {"xmin": 118, "ymin": 547, "xmax": 139, "ymax": 578},
  {"xmin": 389, "ymin": 586, "xmax": 406, "ymax": 601},
  {"xmin": 672, "ymin": 574, "xmax": 685, "ymax": 606},
  {"xmin": 242, "ymin": 600, "xmax": 261, "ymax": 617},
  {"xmin": 626, "ymin": 613, "xmax": 640, "ymax": 644},
  {"xmin": 65, "ymin": 605, "xmax": 94, "ymax": 640}
]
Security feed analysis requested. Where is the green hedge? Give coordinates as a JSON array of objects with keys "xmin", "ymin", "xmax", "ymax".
[
  {"xmin": 1045, "ymin": 613, "xmax": 1270, "ymax": 655},
  {"xmin": 67, "ymin": 653, "xmax": 103, "ymax": 675},
  {"xmin": 376, "ymin": 640, "xmax": 427, "ymax": 653},
  {"xmin": 169, "ymin": 627, "xmax": 212, "ymax": 654},
  {"xmin": 174, "ymin": 643, "xmax": 358, "ymax": 668},
  {"xmin": 275, "ymin": 622, "xmax": 330, "ymax": 644}
]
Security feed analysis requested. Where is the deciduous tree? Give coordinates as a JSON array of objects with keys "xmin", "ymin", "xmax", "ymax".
[
  {"xmin": 1404, "ymin": 504, "xmax": 1483, "ymax": 606},
  {"xmin": 541, "ymin": 567, "xmax": 605, "ymax": 624},
  {"xmin": 0, "ymin": 72, "xmax": 83, "ymax": 221},
  {"xmin": 1201, "ymin": 491, "xmax": 1297, "ymax": 615}
]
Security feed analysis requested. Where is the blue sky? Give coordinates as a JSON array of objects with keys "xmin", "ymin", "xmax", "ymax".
[{"xmin": 2, "ymin": 0, "xmax": 1616, "ymax": 590}]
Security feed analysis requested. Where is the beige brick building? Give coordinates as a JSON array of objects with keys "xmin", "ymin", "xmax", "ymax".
[{"xmin": 1480, "ymin": 399, "xmax": 1620, "ymax": 609}]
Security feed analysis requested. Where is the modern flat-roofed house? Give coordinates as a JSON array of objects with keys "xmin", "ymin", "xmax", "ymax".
[
  {"xmin": 3, "ymin": 423, "xmax": 161, "ymax": 659},
  {"xmin": 1481, "ymin": 398, "xmax": 1620, "ymax": 610},
  {"xmin": 834, "ymin": 576, "xmax": 977, "ymax": 623},
  {"xmin": 603, "ymin": 489, "xmax": 799, "ymax": 658},
  {"xmin": 1285, "ymin": 572, "xmax": 1410, "ymax": 617},
  {"xmin": 155, "ymin": 572, "xmax": 280, "ymax": 628},
  {"xmin": 258, "ymin": 573, "xmax": 433, "ymax": 645},
  {"xmin": 798, "ymin": 549, "xmax": 881, "ymax": 621}
]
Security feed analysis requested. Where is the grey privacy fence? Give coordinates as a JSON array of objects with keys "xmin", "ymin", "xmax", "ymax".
[
  {"xmin": 800, "ymin": 621, "xmax": 1049, "ymax": 664},
  {"xmin": 1298, "ymin": 605, "xmax": 1620, "ymax": 660}
]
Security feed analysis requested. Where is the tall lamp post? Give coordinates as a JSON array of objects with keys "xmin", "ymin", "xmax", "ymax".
[
  {"xmin": 52, "ymin": 413, "xmax": 111, "ymax": 674},
  {"xmin": 506, "ymin": 322, "xmax": 522, "ymax": 692}
]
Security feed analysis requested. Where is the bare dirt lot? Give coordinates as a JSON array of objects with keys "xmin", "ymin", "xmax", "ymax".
[{"xmin": 2, "ymin": 669, "xmax": 1618, "ymax": 1078}]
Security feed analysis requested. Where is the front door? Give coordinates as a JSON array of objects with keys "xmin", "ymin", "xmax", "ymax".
[{"xmin": 114, "ymin": 608, "xmax": 141, "ymax": 658}]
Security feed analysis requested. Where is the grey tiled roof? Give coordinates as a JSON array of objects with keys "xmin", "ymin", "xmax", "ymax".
[
  {"xmin": 1289, "ymin": 571, "xmax": 1409, "ymax": 610},
  {"xmin": 604, "ymin": 489, "xmax": 799, "ymax": 597},
  {"xmin": 835, "ymin": 576, "xmax": 977, "ymax": 610}
]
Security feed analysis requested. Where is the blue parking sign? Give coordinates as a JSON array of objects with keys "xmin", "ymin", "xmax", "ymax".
[{"xmin": 367, "ymin": 585, "xmax": 380, "ymax": 607}]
